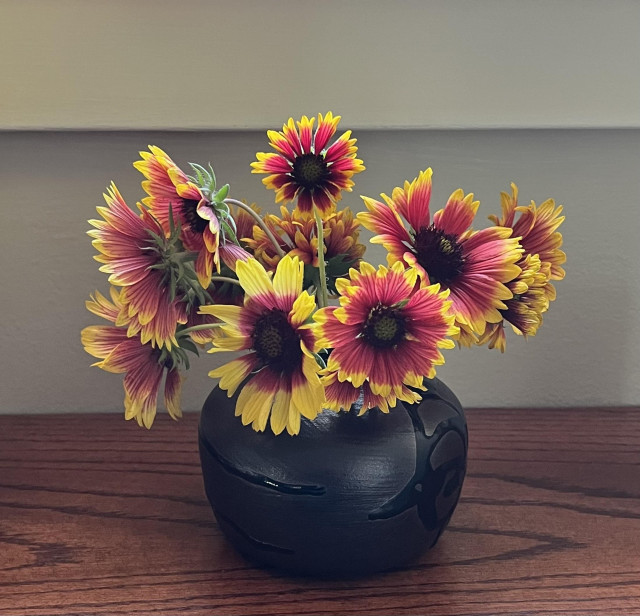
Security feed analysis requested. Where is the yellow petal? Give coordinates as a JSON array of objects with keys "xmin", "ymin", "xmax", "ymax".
[
  {"xmin": 287, "ymin": 401, "xmax": 302, "ymax": 435},
  {"xmin": 235, "ymin": 257, "xmax": 274, "ymax": 301},
  {"xmin": 208, "ymin": 334, "xmax": 250, "ymax": 353},
  {"xmin": 208, "ymin": 355, "xmax": 256, "ymax": 397},
  {"xmin": 235, "ymin": 377, "xmax": 275, "ymax": 427},
  {"xmin": 291, "ymin": 355, "xmax": 324, "ymax": 420},
  {"xmin": 269, "ymin": 388, "xmax": 291, "ymax": 435},
  {"xmin": 273, "ymin": 255, "xmax": 303, "ymax": 302},
  {"xmin": 199, "ymin": 304, "xmax": 242, "ymax": 327},
  {"xmin": 290, "ymin": 291, "xmax": 316, "ymax": 327}
]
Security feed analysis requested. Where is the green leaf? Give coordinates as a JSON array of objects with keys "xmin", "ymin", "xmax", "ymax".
[
  {"xmin": 215, "ymin": 183, "xmax": 229, "ymax": 202},
  {"xmin": 168, "ymin": 204, "xmax": 176, "ymax": 234},
  {"xmin": 169, "ymin": 271, "xmax": 177, "ymax": 302},
  {"xmin": 221, "ymin": 219, "xmax": 239, "ymax": 245},
  {"xmin": 207, "ymin": 162, "xmax": 217, "ymax": 188},
  {"xmin": 312, "ymin": 352, "xmax": 327, "ymax": 370},
  {"xmin": 145, "ymin": 227, "xmax": 165, "ymax": 246},
  {"xmin": 179, "ymin": 338, "xmax": 200, "ymax": 355},
  {"xmin": 176, "ymin": 259, "xmax": 185, "ymax": 284},
  {"xmin": 189, "ymin": 163, "xmax": 211, "ymax": 189},
  {"xmin": 325, "ymin": 253, "xmax": 353, "ymax": 277}
]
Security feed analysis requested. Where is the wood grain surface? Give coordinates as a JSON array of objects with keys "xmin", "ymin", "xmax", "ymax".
[{"xmin": 1, "ymin": 408, "xmax": 639, "ymax": 615}]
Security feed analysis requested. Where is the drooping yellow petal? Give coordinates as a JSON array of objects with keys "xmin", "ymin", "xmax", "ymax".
[
  {"xmin": 208, "ymin": 355, "xmax": 257, "ymax": 397},
  {"xmin": 269, "ymin": 388, "xmax": 292, "ymax": 435},
  {"xmin": 291, "ymin": 354, "xmax": 325, "ymax": 421},
  {"xmin": 287, "ymin": 400, "xmax": 302, "ymax": 436}
]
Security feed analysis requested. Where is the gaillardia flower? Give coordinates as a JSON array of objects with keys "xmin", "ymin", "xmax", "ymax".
[
  {"xmin": 81, "ymin": 288, "xmax": 183, "ymax": 428},
  {"xmin": 88, "ymin": 183, "xmax": 188, "ymax": 349},
  {"xmin": 201, "ymin": 256, "xmax": 324, "ymax": 436},
  {"xmin": 134, "ymin": 146, "xmax": 246, "ymax": 287},
  {"xmin": 479, "ymin": 183, "xmax": 566, "ymax": 351},
  {"xmin": 358, "ymin": 168, "xmax": 523, "ymax": 339},
  {"xmin": 245, "ymin": 206, "xmax": 365, "ymax": 277},
  {"xmin": 251, "ymin": 112, "xmax": 365, "ymax": 218},
  {"xmin": 314, "ymin": 261, "xmax": 458, "ymax": 413},
  {"xmin": 489, "ymin": 183, "xmax": 566, "ymax": 299}
]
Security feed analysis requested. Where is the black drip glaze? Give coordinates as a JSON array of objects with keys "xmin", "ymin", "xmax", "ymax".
[{"xmin": 198, "ymin": 377, "xmax": 468, "ymax": 577}]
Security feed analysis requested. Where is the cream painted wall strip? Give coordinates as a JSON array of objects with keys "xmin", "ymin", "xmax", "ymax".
[{"xmin": 1, "ymin": 0, "xmax": 639, "ymax": 130}]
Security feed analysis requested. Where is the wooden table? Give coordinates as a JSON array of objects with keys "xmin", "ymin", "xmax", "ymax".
[{"xmin": 1, "ymin": 408, "xmax": 639, "ymax": 615}]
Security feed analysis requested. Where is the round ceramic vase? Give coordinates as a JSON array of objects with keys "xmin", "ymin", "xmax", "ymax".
[{"xmin": 198, "ymin": 377, "xmax": 467, "ymax": 577}]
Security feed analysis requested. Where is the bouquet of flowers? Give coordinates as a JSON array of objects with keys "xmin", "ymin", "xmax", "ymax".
[{"xmin": 82, "ymin": 112, "xmax": 565, "ymax": 435}]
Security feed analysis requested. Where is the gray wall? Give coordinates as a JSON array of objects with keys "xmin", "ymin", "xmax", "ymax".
[{"xmin": 1, "ymin": 129, "xmax": 638, "ymax": 414}]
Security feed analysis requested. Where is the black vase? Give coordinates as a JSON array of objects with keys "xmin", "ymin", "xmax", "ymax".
[{"xmin": 198, "ymin": 377, "xmax": 467, "ymax": 577}]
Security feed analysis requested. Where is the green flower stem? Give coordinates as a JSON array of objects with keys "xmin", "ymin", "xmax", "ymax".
[
  {"xmin": 314, "ymin": 206, "xmax": 329, "ymax": 309},
  {"xmin": 224, "ymin": 198, "xmax": 285, "ymax": 258},
  {"xmin": 178, "ymin": 323, "xmax": 223, "ymax": 336},
  {"xmin": 209, "ymin": 275, "xmax": 242, "ymax": 287}
]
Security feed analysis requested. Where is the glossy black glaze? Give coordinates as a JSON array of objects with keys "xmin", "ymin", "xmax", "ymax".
[{"xmin": 198, "ymin": 377, "xmax": 467, "ymax": 577}]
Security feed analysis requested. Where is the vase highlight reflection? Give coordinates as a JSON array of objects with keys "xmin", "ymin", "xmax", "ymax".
[{"xmin": 199, "ymin": 377, "xmax": 467, "ymax": 577}]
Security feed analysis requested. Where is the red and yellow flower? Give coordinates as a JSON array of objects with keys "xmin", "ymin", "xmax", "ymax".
[
  {"xmin": 358, "ymin": 168, "xmax": 523, "ymax": 340},
  {"xmin": 81, "ymin": 288, "xmax": 183, "ymax": 428},
  {"xmin": 314, "ymin": 261, "xmax": 458, "ymax": 413},
  {"xmin": 251, "ymin": 112, "xmax": 365, "ymax": 218},
  {"xmin": 479, "ymin": 183, "xmax": 566, "ymax": 350},
  {"xmin": 88, "ymin": 183, "xmax": 188, "ymax": 349},
  {"xmin": 489, "ymin": 183, "xmax": 566, "ymax": 297},
  {"xmin": 134, "ymin": 146, "xmax": 246, "ymax": 287},
  {"xmin": 245, "ymin": 205, "xmax": 365, "ymax": 273},
  {"xmin": 200, "ymin": 256, "xmax": 325, "ymax": 436}
]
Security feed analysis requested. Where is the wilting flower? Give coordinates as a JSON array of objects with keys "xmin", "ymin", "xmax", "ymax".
[
  {"xmin": 201, "ymin": 256, "xmax": 324, "ymax": 436},
  {"xmin": 358, "ymin": 168, "xmax": 523, "ymax": 339},
  {"xmin": 251, "ymin": 112, "xmax": 365, "ymax": 218},
  {"xmin": 245, "ymin": 206, "xmax": 365, "ymax": 281},
  {"xmin": 489, "ymin": 183, "xmax": 566, "ymax": 298},
  {"xmin": 134, "ymin": 146, "xmax": 247, "ymax": 287},
  {"xmin": 88, "ymin": 183, "xmax": 188, "ymax": 349},
  {"xmin": 81, "ymin": 288, "xmax": 183, "ymax": 428},
  {"xmin": 479, "ymin": 183, "xmax": 566, "ymax": 350},
  {"xmin": 477, "ymin": 254, "xmax": 550, "ymax": 351},
  {"xmin": 314, "ymin": 261, "xmax": 458, "ymax": 413}
]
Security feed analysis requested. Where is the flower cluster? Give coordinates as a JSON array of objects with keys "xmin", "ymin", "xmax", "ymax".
[{"xmin": 83, "ymin": 113, "xmax": 566, "ymax": 433}]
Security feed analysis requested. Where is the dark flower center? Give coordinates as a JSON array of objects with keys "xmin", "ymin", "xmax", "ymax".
[
  {"xmin": 292, "ymin": 153, "xmax": 329, "ymax": 189},
  {"xmin": 252, "ymin": 309, "xmax": 302, "ymax": 373},
  {"xmin": 414, "ymin": 225, "xmax": 465, "ymax": 285},
  {"xmin": 362, "ymin": 303, "xmax": 406, "ymax": 349},
  {"xmin": 182, "ymin": 199, "xmax": 209, "ymax": 234}
]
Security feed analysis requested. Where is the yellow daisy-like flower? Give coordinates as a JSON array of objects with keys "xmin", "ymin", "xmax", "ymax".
[
  {"xmin": 251, "ymin": 112, "xmax": 365, "ymax": 218},
  {"xmin": 200, "ymin": 256, "xmax": 325, "ymax": 436}
]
